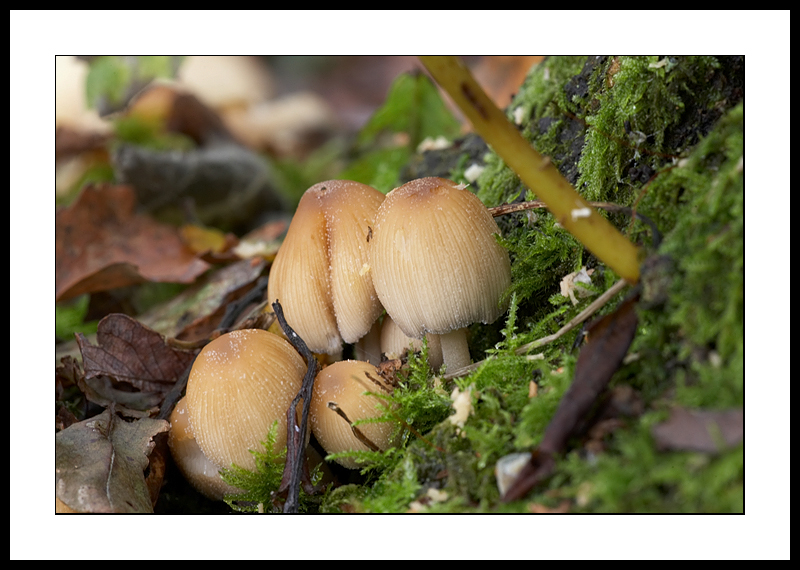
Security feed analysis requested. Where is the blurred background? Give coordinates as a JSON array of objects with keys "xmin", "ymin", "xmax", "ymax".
[
  {"xmin": 56, "ymin": 55, "xmax": 543, "ymax": 233},
  {"xmin": 57, "ymin": 55, "xmax": 543, "ymax": 142}
]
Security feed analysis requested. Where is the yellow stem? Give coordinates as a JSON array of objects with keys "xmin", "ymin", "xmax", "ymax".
[{"xmin": 419, "ymin": 56, "xmax": 641, "ymax": 284}]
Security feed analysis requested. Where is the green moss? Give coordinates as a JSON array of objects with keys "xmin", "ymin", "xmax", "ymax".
[
  {"xmin": 56, "ymin": 295, "xmax": 99, "ymax": 341},
  {"xmin": 219, "ymin": 422, "xmax": 321, "ymax": 513}
]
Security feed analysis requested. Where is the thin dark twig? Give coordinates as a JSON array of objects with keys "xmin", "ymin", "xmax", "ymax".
[
  {"xmin": 218, "ymin": 275, "xmax": 270, "ymax": 332},
  {"xmin": 157, "ymin": 358, "xmax": 195, "ymax": 421},
  {"xmin": 327, "ymin": 402, "xmax": 381, "ymax": 452},
  {"xmin": 272, "ymin": 300, "xmax": 320, "ymax": 513}
]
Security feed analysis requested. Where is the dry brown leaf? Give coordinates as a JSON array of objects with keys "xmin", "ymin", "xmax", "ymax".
[
  {"xmin": 56, "ymin": 408, "xmax": 169, "ymax": 513},
  {"xmin": 652, "ymin": 406, "xmax": 743, "ymax": 454},
  {"xmin": 76, "ymin": 313, "xmax": 197, "ymax": 394},
  {"xmin": 527, "ymin": 500, "xmax": 571, "ymax": 514},
  {"xmin": 56, "ymin": 184, "xmax": 210, "ymax": 301},
  {"xmin": 137, "ymin": 257, "xmax": 268, "ymax": 342}
]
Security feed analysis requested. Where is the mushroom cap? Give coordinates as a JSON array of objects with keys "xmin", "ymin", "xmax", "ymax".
[
  {"xmin": 370, "ymin": 177, "xmax": 511, "ymax": 339},
  {"xmin": 267, "ymin": 179, "xmax": 385, "ymax": 354},
  {"xmin": 309, "ymin": 360, "xmax": 396, "ymax": 469},
  {"xmin": 185, "ymin": 329, "xmax": 306, "ymax": 471},
  {"xmin": 168, "ymin": 397, "xmax": 243, "ymax": 501}
]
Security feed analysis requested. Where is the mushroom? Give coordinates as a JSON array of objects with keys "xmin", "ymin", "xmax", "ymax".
[
  {"xmin": 380, "ymin": 314, "xmax": 443, "ymax": 371},
  {"xmin": 168, "ymin": 396, "xmax": 243, "ymax": 501},
  {"xmin": 184, "ymin": 328, "xmax": 307, "ymax": 472},
  {"xmin": 267, "ymin": 180, "xmax": 385, "ymax": 360},
  {"xmin": 370, "ymin": 177, "xmax": 511, "ymax": 371},
  {"xmin": 309, "ymin": 360, "xmax": 397, "ymax": 469}
]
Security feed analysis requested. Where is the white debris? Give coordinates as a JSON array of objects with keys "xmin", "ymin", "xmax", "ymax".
[
  {"xmin": 560, "ymin": 266, "xmax": 595, "ymax": 305},
  {"xmin": 464, "ymin": 163, "xmax": 485, "ymax": 183},
  {"xmin": 513, "ymin": 106, "xmax": 526, "ymax": 125},
  {"xmin": 495, "ymin": 452, "xmax": 532, "ymax": 497},
  {"xmin": 426, "ymin": 488, "xmax": 449, "ymax": 503},
  {"xmin": 449, "ymin": 385, "xmax": 474, "ymax": 435},
  {"xmin": 417, "ymin": 136, "xmax": 452, "ymax": 153},
  {"xmin": 571, "ymin": 207, "xmax": 591, "ymax": 221}
]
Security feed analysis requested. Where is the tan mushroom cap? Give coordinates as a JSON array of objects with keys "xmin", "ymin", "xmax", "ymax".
[
  {"xmin": 370, "ymin": 177, "xmax": 511, "ymax": 339},
  {"xmin": 267, "ymin": 180, "xmax": 385, "ymax": 355},
  {"xmin": 309, "ymin": 360, "xmax": 396, "ymax": 469},
  {"xmin": 168, "ymin": 397, "xmax": 243, "ymax": 501},
  {"xmin": 185, "ymin": 329, "xmax": 306, "ymax": 471}
]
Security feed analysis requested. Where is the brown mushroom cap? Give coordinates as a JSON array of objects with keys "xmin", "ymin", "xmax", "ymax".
[
  {"xmin": 309, "ymin": 360, "xmax": 397, "ymax": 469},
  {"xmin": 185, "ymin": 329, "xmax": 306, "ymax": 471},
  {"xmin": 370, "ymin": 177, "xmax": 511, "ymax": 369},
  {"xmin": 267, "ymin": 180, "xmax": 385, "ymax": 355},
  {"xmin": 168, "ymin": 397, "xmax": 243, "ymax": 501}
]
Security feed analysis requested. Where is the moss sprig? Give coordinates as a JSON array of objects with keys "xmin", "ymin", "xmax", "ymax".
[{"xmin": 219, "ymin": 421, "xmax": 320, "ymax": 513}]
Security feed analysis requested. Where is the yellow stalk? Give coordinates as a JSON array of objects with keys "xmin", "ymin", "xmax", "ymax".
[{"xmin": 419, "ymin": 56, "xmax": 641, "ymax": 284}]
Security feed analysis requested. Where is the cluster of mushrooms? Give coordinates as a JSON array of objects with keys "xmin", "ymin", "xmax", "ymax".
[{"xmin": 168, "ymin": 177, "xmax": 512, "ymax": 500}]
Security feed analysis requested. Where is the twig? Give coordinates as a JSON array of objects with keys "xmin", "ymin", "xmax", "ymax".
[
  {"xmin": 272, "ymin": 300, "xmax": 320, "ymax": 514},
  {"xmin": 327, "ymin": 402, "xmax": 381, "ymax": 452},
  {"xmin": 513, "ymin": 278, "xmax": 630, "ymax": 354},
  {"xmin": 157, "ymin": 360, "xmax": 194, "ymax": 421},
  {"xmin": 218, "ymin": 276, "xmax": 270, "ymax": 332},
  {"xmin": 442, "ymin": 279, "xmax": 629, "ymax": 380}
]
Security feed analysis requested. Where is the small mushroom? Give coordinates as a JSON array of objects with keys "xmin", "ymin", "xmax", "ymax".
[
  {"xmin": 309, "ymin": 360, "xmax": 397, "ymax": 469},
  {"xmin": 370, "ymin": 177, "xmax": 511, "ymax": 371},
  {"xmin": 168, "ymin": 397, "xmax": 243, "ymax": 501},
  {"xmin": 267, "ymin": 179, "xmax": 385, "ymax": 358},
  {"xmin": 184, "ymin": 329, "xmax": 307, "ymax": 472}
]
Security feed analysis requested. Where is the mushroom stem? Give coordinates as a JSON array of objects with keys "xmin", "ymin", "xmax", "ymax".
[
  {"xmin": 355, "ymin": 318, "xmax": 382, "ymax": 365},
  {"xmin": 437, "ymin": 328, "xmax": 471, "ymax": 372}
]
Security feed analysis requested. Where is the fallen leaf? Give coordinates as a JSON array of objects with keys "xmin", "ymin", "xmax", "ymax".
[
  {"xmin": 113, "ymin": 141, "xmax": 283, "ymax": 232},
  {"xmin": 78, "ymin": 376, "xmax": 164, "ymax": 418},
  {"xmin": 56, "ymin": 355, "xmax": 82, "ymax": 397},
  {"xmin": 56, "ymin": 184, "xmax": 210, "ymax": 301},
  {"xmin": 652, "ymin": 407, "xmax": 743, "ymax": 453},
  {"xmin": 137, "ymin": 257, "xmax": 268, "ymax": 342},
  {"xmin": 76, "ymin": 313, "xmax": 197, "ymax": 394},
  {"xmin": 179, "ymin": 224, "xmax": 239, "ymax": 256},
  {"xmin": 232, "ymin": 217, "xmax": 289, "ymax": 261},
  {"xmin": 527, "ymin": 500, "xmax": 571, "ymax": 514},
  {"xmin": 55, "ymin": 125, "xmax": 110, "ymax": 162},
  {"xmin": 55, "ymin": 408, "xmax": 169, "ymax": 513}
]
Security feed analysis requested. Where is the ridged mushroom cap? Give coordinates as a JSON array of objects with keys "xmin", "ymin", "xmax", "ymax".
[
  {"xmin": 309, "ymin": 360, "xmax": 396, "ymax": 469},
  {"xmin": 370, "ymin": 177, "xmax": 511, "ymax": 339},
  {"xmin": 185, "ymin": 329, "xmax": 306, "ymax": 471},
  {"xmin": 267, "ymin": 180, "xmax": 385, "ymax": 354},
  {"xmin": 168, "ymin": 397, "xmax": 243, "ymax": 501}
]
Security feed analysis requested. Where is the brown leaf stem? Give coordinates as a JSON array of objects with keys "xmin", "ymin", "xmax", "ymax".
[{"xmin": 272, "ymin": 300, "xmax": 320, "ymax": 513}]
